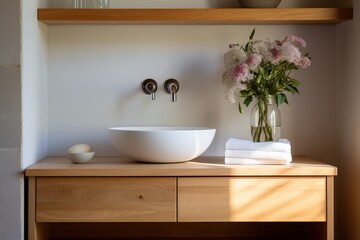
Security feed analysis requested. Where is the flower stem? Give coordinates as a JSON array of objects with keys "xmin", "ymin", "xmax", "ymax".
[
  {"xmin": 252, "ymin": 97, "xmax": 274, "ymax": 142},
  {"xmin": 263, "ymin": 102, "xmax": 273, "ymax": 141}
]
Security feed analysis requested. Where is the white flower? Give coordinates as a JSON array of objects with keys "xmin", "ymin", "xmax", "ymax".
[
  {"xmin": 252, "ymin": 40, "xmax": 267, "ymax": 54},
  {"xmin": 222, "ymin": 72, "xmax": 234, "ymax": 88},
  {"xmin": 224, "ymin": 48, "xmax": 247, "ymax": 71},
  {"xmin": 280, "ymin": 42, "xmax": 302, "ymax": 64},
  {"xmin": 252, "ymin": 40, "xmax": 274, "ymax": 63},
  {"xmin": 246, "ymin": 53, "xmax": 262, "ymax": 71},
  {"xmin": 225, "ymin": 86, "xmax": 238, "ymax": 103},
  {"xmin": 225, "ymin": 85, "xmax": 246, "ymax": 104},
  {"xmin": 283, "ymin": 35, "xmax": 307, "ymax": 48}
]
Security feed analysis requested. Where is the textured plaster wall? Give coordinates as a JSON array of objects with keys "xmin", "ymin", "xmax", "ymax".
[
  {"xmin": 0, "ymin": 0, "xmax": 47, "ymax": 239},
  {"xmin": 0, "ymin": 0, "xmax": 23, "ymax": 239}
]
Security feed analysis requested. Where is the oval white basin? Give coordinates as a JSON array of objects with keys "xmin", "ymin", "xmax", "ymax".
[{"xmin": 109, "ymin": 127, "xmax": 216, "ymax": 163}]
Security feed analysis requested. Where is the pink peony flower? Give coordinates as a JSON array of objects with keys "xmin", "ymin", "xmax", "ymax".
[
  {"xmin": 296, "ymin": 56, "xmax": 311, "ymax": 68},
  {"xmin": 246, "ymin": 53, "xmax": 262, "ymax": 70},
  {"xmin": 270, "ymin": 47, "xmax": 282, "ymax": 63},
  {"xmin": 233, "ymin": 63, "xmax": 251, "ymax": 82},
  {"xmin": 283, "ymin": 35, "xmax": 307, "ymax": 48}
]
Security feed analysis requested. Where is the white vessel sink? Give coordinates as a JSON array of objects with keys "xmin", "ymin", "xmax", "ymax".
[{"xmin": 109, "ymin": 127, "xmax": 216, "ymax": 163}]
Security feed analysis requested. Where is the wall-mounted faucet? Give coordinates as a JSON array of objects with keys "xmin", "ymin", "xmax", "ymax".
[
  {"xmin": 164, "ymin": 79, "xmax": 179, "ymax": 102},
  {"xmin": 142, "ymin": 79, "xmax": 158, "ymax": 100}
]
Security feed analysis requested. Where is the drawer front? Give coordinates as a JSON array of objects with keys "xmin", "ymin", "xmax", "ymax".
[
  {"xmin": 178, "ymin": 177, "xmax": 326, "ymax": 222},
  {"xmin": 37, "ymin": 177, "xmax": 176, "ymax": 222}
]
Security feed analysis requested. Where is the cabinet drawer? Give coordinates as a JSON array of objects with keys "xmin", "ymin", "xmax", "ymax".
[
  {"xmin": 36, "ymin": 177, "xmax": 176, "ymax": 222},
  {"xmin": 178, "ymin": 177, "xmax": 326, "ymax": 222}
]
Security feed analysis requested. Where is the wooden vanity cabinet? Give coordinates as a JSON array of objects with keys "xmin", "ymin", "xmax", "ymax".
[{"xmin": 26, "ymin": 156, "xmax": 337, "ymax": 240}]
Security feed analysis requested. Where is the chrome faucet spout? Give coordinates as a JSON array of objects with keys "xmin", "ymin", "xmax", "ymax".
[
  {"xmin": 170, "ymin": 84, "xmax": 177, "ymax": 93},
  {"xmin": 164, "ymin": 79, "xmax": 180, "ymax": 102},
  {"xmin": 170, "ymin": 84, "xmax": 177, "ymax": 102}
]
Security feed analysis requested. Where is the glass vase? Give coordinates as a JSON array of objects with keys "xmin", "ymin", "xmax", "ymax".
[{"xmin": 250, "ymin": 95, "xmax": 281, "ymax": 142}]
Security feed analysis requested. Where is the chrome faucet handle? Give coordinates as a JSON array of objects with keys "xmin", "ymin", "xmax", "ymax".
[
  {"xmin": 142, "ymin": 79, "xmax": 158, "ymax": 100},
  {"xmin": 164, "ymin": 79, "xmax": 180, "ymax": 102}
]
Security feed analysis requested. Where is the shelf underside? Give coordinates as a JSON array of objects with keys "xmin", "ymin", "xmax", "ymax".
[{"xmin": 38, "ymin": 8, "xmax": 353, "ymax": 25}]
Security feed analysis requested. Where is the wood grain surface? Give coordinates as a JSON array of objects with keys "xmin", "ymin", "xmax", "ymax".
[
  {"xmin": 25, "ymin": 156, "xmax": 337, "ymax": 177},
  {"xmin": 178, "ymin": 177, "xmax": 326, "ymax": 222},
  {"xmin": 36, "ymin": 177, "xmax": 176, "ymax": 222},
  {"xmin": 37, "ymin": 8, "xmax": 353, "ymax": 25}
]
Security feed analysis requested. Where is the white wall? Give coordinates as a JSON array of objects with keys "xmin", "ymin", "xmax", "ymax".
[
  {"xmin": 21, "ymin": 0, "xmax": 48, "ymax": 169},
  {"xmin": 336, "ymin": 1, "xmax": 360, "ymax": 239},
  {"xmin": 47, "ymin": 24, "xmax": 337, "ymax": 164}
]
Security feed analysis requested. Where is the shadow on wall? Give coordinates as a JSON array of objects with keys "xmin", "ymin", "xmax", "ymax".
[{"xmin": 272, "ymin": 26, "xmax": 337, "ymax": 165}]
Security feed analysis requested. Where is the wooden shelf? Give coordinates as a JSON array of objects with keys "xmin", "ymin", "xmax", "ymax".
[{"xmin": 38, "ymin": 8, "xmax": 353, "ymax": 25}]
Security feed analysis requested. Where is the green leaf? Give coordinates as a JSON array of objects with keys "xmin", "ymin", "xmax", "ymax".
[
  {"xmin": 255, "ymin": 72, "xmax": 262, "ymax": 84},
  {"xmin": 276, "ymin": 93, "xmax": 288, "ymax": 105},
  {"xmin": 286, "ymin": 85, "xmax": 299, "ymax": 94},
  {"xmin": 263, "ymin": 68, "xmax": 269, "ymax": 80},
  {"xmin": 244, "ymin": 96, "xmax": 253, "ymax": 107},
  {"xmin": 249, "ymin": 28, "xmax": 256, "ymax": 41},
  {"xmin": 290, "ymin": 78, "xmax": 301, "ymax": 87},
  {"xmin": 245, "ymin": 42, "xmax": 250, "ymax": 52},
  {"xmin": 260, "ymin": 67, "xmax": 265, "ymax": 76},
  {"xmin": 238, "ymin": 102, "xmax": 243, "ymax": 114},
  {"xmin": 240, "ymin": 90, "xmax": 253, "ymax": 97},
  {"xmin": 257, "ymin": 67, "xmax": 265, "ymax": 83}
]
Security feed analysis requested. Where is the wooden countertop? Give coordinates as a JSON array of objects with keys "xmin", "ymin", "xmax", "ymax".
[{"xmin": 25, "ymin": 156, "xmax": 337, "ymax": 177}]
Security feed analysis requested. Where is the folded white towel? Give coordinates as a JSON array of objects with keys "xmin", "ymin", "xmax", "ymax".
[
  {"xmin": 225, "ymin": 149, "xmax": 292, "ymax": 162},
  {"xmin": 226, "ymin": 138, "xmax": 291, "ymax": 153},
  {"xmin": 225, "ymin": 157, "xmax": 291, "ymax": 165}
]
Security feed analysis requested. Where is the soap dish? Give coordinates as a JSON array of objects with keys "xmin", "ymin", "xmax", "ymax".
[{"xmin": 66, "ymin": 144, "xmax": 95, "ymax": 164}]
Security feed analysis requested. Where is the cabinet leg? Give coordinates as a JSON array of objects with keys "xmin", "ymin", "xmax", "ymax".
[
  {"xmin": 28, "ymin": 177, "xmax": 48, "ymax": 240},
  {"xmin": 327, "ymin": 176, "xmax": 334, "ymax": 240}
]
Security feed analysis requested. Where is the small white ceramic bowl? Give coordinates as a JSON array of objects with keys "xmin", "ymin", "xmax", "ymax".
[
  {"xmin": 66, "ymin": 144, "xmax": 95, "ymax": 164},
  {"xmin": 66, "ymin": 152, "xmax": 95, "ymax": 164}
]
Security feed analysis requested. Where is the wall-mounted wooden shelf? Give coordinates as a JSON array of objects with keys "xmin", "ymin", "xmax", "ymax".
[{"xmin": 38, "ymin": 8, "xmax": 353, "ymax": 25}]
